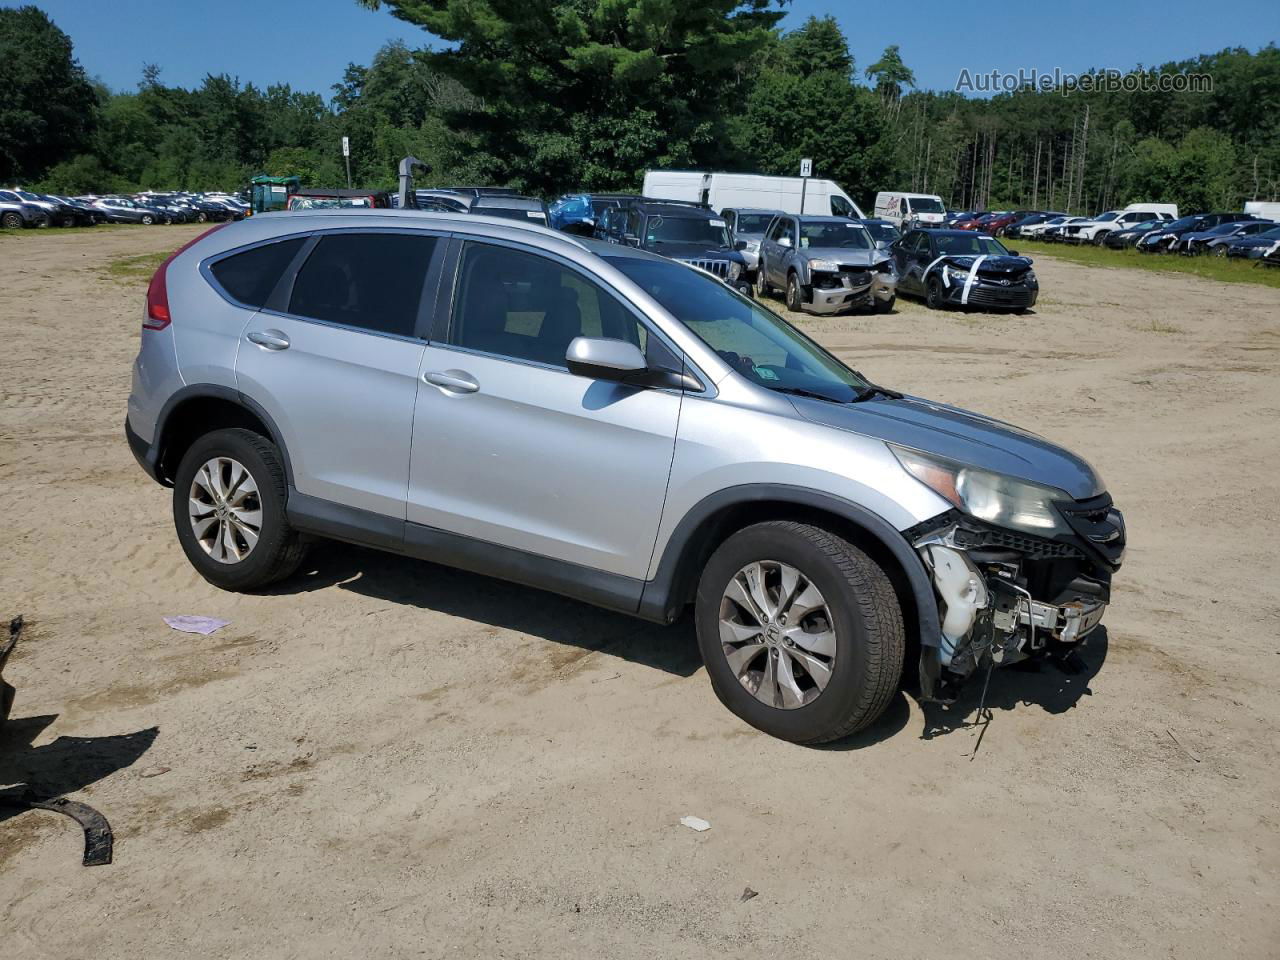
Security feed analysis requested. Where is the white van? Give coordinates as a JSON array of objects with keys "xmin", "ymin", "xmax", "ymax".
[
  {"xmin": 1122, "ymin": 202, "xmax": 1179, "ymax": 220},
  {"xmin": 642, "ymin": 171, "xmax": 864, "ymax": 218},
  {"xmin": 873, "ymin": 192, "xmax": 947, "ymax": 230}
]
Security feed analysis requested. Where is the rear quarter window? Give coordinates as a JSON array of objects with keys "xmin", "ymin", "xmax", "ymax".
[{"xmin": 209, "ymin": 237, "xmax": 306, "ymax": 308}]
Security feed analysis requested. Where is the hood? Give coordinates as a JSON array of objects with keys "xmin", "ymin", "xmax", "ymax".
[
  {"xmin": 652, "ymin": 241, "xmax": 743, "ymax": 262},
  {"xmin": 803, "ymin": 246, "xmax": 884, "ymax": 267},
  {"xmin": 941, "ymin": 254, "xmax": 1033, "ymax": 276},
  {"xmin": 789, "ymin": 394, "xmax": 1104, "ymax": 500}
]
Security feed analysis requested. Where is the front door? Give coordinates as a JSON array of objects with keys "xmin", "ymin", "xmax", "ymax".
[{"xmin": 406, "ymin": 241, "xmax": 683, "ymax": 579}]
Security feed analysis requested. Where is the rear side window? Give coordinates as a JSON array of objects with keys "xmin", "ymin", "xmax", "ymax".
[
  {"xmin": 288, "ymin": 232, "xmax": 437, "ymax": 337},
  {"xmin": 210, "ymin": 237, "xmax": 305, "ymax": 308}
]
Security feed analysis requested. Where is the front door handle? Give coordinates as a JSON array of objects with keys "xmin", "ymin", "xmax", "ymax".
[
  {"xmin": 247, "ymin": 329, "xmax": 290, "ymax": 351},
  {"xmin": 423, "ymin": 369, "xmax": 479, "ymax": 394}
]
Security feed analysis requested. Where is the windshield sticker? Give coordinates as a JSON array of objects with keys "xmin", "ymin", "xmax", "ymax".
[
  {"xmin": 754, "ymin": 366, "xmax": 779, "ymax": 381},
  {"xmin": 709, "ymin": 219, "xmax": 726, "ymax": 227},
  {"xmin": 526, "ymin": 211, "xmax": 542, "ymax": 218}
]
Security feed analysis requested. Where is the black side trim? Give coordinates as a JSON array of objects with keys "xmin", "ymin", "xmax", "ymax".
[
  {"xmin": 147, "ymin": 384, "xmax": 295, "ymax": 487},
  {"xmin": 639, "ymin": 484, "xmax": 942, "ymax": 646},
  {"xmin": 286, "ymin": 488, "xmax": 644, "ymax": 616},
  {"xmin": 402, "ymin": 523, "xmax": 644, "ymax": 616},
  {"xmin": 287, "ymin": 490, "xmax": 406, "ymax": 552}
]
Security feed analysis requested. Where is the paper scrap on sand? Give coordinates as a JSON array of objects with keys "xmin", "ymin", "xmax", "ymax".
[
  {"xmin": 163, "ymin": 615, "xmax": 230, "ymax": 636},
  {"xmin": 680, "ymin": 816, "xmax": 711, "ymax": 832}
]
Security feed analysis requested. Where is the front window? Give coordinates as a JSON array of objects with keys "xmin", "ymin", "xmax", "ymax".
[
  {"xmin": 908, "ymin": 197, "xmax": 945, "ymax": 214},
  {"xmin": 642, "ymin": 215, "xmax": 729, "ymax": 250},
  {"xmin": 1096, "ymin": 211, "xmax": 1120, "ymax": 222},
  {"xmin": 608, "ymin": 257, "xmax": 869, "ymax": 402},
  {"xmin": 830, "ymin": 195, "xmax": 854, "ymax": 217},
  {"xmin": 798, "ymin": 221, "xmax": 872, "ymax": 249},
  {"xmin": 934, "ymin": 234, "xmax": 1012, "ymax": 257}
]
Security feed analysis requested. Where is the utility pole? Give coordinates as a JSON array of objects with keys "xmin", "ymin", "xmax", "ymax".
[{"xmin": 342, "ymin": 136, "xmax": 352, "ymax": 189}]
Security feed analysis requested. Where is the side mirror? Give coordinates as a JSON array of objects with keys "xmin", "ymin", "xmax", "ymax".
[
  {"xmin": 734, "ymin": 239, "xmax": 748, "ymax": 251},
  {"xmin": 624, "ymin": 235, "xmax": 640, "ymax": 247},
  {"xmin": 1006, "ymin": 249, "xmax": 1020, "ymax": 256},
  {"xmin": 779, "ymin": 236, "xmax": 792, "ymax": 248},
  {"xmin": 566, "ymin": 337, "xmax": 648, "ymax": 382}
]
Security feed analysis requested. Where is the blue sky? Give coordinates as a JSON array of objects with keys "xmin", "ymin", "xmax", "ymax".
[{"xmin": 12, "ymin": 0, "xmax": 1279, "ymax": 98}]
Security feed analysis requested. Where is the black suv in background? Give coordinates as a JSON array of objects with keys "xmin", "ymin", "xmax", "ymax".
[{"xmin": 600, "ymin": 201, "xmax": 750, "ymax": 293}]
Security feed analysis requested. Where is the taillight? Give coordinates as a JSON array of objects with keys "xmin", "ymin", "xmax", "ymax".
[{"xmin": 143, "ymin": 222, "xmax": 230, "ymax": 331}]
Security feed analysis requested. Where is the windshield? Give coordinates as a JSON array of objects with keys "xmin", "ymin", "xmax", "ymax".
[
  {"xmin": 734, "ymin": 213, "xmax": 774, "ymax": 234},
  {"xmin": 798, "ymin": 221, "xmax": 872, "ymax": 249},
  {"xmin": 1095, "ymin": 211, "xmax": 1120, "ymax": 222},
  {"xmin": 909, "ymin": 197, "xmax": 944, "ymax": 213},
  {"xmin": 935, "ymin": 234, "xmax": 1012, "ymax": 256},
  {"xmin": 643, "ymin": 215, "xmax": 729, "ymax": 249},
  {"xmin": 1164, "ymin": 216, "xmax": 1197, "ymax": 230},
  {"xmin": 607, "ymin": 256, "xmax": 868, "ymax": 402},
  {"xmin": 862, "ymin": 222, "xmax": 899, "ymax": 242}
]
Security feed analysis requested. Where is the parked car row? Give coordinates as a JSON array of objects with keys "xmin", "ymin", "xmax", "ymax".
[{"xmin": 0, "ymin": 188, "xmax": 248, "ymax": 229}]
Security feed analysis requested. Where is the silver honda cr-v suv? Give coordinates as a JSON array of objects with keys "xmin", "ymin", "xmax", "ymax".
[{"xmin": 126, "ymin": 210, "xmax": 1125, "ymax": 743}]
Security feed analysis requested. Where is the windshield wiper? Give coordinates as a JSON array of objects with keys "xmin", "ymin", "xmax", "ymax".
[
  {"xmin": 849, "ymin": 371, "xmax": 904, "ymax": 402},
  {"xmin": 769, "ymin": 385, "xmax": 850, "ymax": 404}
]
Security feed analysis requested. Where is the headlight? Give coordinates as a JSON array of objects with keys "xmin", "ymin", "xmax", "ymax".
[
  {"xmin": 744, "ymin": 240, "xmax": 760, "ymax": 255},
  {"xmin": 889, "ymin": 444, "xmax": 1073, "ymax": 537},
  {"xmin": 946, "ymin": 265, "xmax": 972, "ymax": 281},
  {"xmin": 808, "ymin": 259, "xmax": 840, "ymax": 272},
  {"xmin": 727, "ymin": 261, "xmax": 742, "ymax": 280}
]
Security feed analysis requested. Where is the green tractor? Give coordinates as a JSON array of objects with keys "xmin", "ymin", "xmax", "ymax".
[{"xmin": 249, "ymin": 175, "xmax": 300, "ymax": 215}]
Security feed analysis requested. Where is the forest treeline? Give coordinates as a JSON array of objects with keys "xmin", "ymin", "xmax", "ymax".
[{"xmin": 2, "ymin": 2, "xmax": 1276, "ymax": 213}]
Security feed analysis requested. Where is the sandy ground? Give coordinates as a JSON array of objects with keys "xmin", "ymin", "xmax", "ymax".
[{"xmin": 2, "ymin": 223, "xmax": 1278, "ymax": 959}]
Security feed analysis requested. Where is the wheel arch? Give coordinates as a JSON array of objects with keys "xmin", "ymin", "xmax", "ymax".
[
  {"xmin": 151, "ymin": 385, "xmax": 291, "ymax": 488},
  {"xmin": 639, "ymin": 484, "xmax": 940, "ymax": 652}
]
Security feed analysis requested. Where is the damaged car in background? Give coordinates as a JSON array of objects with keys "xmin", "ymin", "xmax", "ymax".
[
  {"xmin": 755, "ymin": 215, "xmax": 897, "ymax": 313},
  {"xmin": 891, "ymin": 229, "xmax": 1038, "ymax": 312}
]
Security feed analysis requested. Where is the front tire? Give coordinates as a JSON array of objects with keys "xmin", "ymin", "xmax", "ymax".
[
  {"xmin": 785, "ymin": 272, "xmax": 803, "ymax": 312},
  {"xmin": 875, "ymin": 294, "xmax": 896, "ymax": 314},
  {"xmin": 926, "ymin": 275, "xmax": 947, "ymax": 310},
  {"xmin": 695, "ymin": 521, "xmax": 905, "ymax": 744},
  {"xmin": 141, "ymin": 214, "xmax": 155, "ymax": 225},
  {"xmin": 1, "ymin": 211, "xmax": 22, "ymax": 230},
  {"xmin": 172, "ymin": 428, "xmax": 307, "ymax": 591}
]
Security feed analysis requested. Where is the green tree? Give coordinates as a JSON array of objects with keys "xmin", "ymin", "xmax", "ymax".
[
  {"xmin": 355, "ymin": 0, "xmax": 786, "ymax": 193},
  {"xmin": 0, "ymin": 5, "xmax": 98, "ymax": 182},
  {"xmin": 865, "ymin": 44, "xmax": 915, "ymax": 112}
]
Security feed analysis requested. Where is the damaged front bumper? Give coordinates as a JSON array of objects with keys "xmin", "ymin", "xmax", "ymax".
[
  {"xmin": 907, "ymin": 497, "xmax": 1124, "ymax": 699},
  {"xmin": 805, "ymin": 266, "xmax": 897, "ymax": 315}
]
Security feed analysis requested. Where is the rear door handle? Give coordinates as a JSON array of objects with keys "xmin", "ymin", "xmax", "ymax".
[
  {"xmin": 422, "ymin": 369, "xmax": 479, "ymax": 394},
  {"xmin": 247, "ymin": 330, "xmax": 290, "ymax": 351}
]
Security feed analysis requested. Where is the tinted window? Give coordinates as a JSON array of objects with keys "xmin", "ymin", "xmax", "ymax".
[
  {"xmin": 830, "ymin": 195, "xmax": 854, "ymax": 217},
  {"xmin": 210, "ymin": 237, "xmax": 306, "ymax": 308},
  {"xmin": 288, "ymin": 233, "xmax": 436, "ymax": 337},
  {"xmin": 450, "ymin": 243, "xmax": 661, "ymax": 368}
]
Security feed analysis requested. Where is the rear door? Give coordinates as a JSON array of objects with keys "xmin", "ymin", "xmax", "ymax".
[
  {"xmin": 233, "ymin": 229, "xmax": 445, "ymax": 519},
  {"xmin": 406, "ymin": 240, "xmax": 684, "ymax": 579}
]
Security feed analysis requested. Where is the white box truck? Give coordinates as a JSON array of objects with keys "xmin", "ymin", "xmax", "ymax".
[
  {"xmin": 872, "ymin": 192, "xmax": 947, "ymax": 230},
  {"xmin": 642, "ymin": 170, "xmax": 864, "ymax": 218},
  {"xmin": 1244, "ymin": 200, "xmax": 1280, "ymax": 221}
]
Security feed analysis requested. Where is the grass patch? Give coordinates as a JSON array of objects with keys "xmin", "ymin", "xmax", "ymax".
[
  {"xmin": 104, "ymin": 250, "xmax": 171, "ymax": 282},
  {"xmin": 0, "ymin": 224, "xmax": 149, "ymax": 239},
  {"xmin": 1015, "ymin": 238, "xmax": 1280, "ymax": 289}
]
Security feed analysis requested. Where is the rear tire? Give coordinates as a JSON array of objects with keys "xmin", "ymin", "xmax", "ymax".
[
  {"xmin": 172, "ymin": 428, "xmax": 307, "ymax": 591},
  {"xmin": 141, "ymin": 214, "xmax": 154, "ymax": 225},
  {"xmin": 755, "ymin": 263, "xmax": 772, "ymax": 298},
  {"xmin": 695, "ymin": 521, "xmax": 905, "ymax": 744}
]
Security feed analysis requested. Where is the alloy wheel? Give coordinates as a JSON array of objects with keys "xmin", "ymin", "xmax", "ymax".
[
  {"xmin": 718, "ymin": 560, "xmax": 836, "ymax": 709},
  {"xmin": 188, "ymin": 457, "xmax": 263, "ymax": 564}
]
